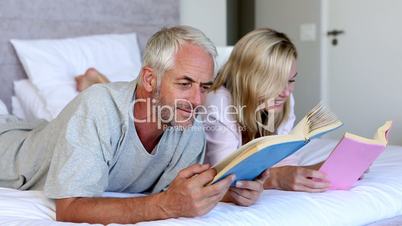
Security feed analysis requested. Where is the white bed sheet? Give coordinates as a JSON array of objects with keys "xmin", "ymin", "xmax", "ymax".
[{"xmin": 1, "ymin": 138, "xmax": 402, "ymax": 226}]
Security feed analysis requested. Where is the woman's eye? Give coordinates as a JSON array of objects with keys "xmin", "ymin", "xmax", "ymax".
[{"xmin": 288, "ymin": 79, "xmax": 296, "ymax": 83}]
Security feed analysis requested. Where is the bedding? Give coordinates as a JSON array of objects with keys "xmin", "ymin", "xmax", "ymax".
[
  {"xmin": 13, "ymin": 80, "xmax": 52, "ymax": 121},
  {"xmin": 215, "ymin": 46, "xmax": 233, "ymax": 74},
  {"xmin": 1, "ymin": 138, "xmax": 402, "ymax": 226},
  {"xmin": 11, "ymin": 96, "xmax": 25, "ymax": 119},
  {"xmin": 0, "ymin": 100, "xmax": 7, "ymax": 115},
  {"xmin": 11, "ymin": 33, "xmax": 142, "ymax": 118}
]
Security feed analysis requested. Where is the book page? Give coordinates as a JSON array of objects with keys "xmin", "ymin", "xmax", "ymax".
[
  {"xmin": 290, "ymin": 103, "xmax": 342, "ymax": 138},
  {"xmin": 373, "ymin": 121, "xmax": 392, "ymax": 144},
  {"xmin": 344, "ymin": 121, "xmax": 392, "ymax": 145}
]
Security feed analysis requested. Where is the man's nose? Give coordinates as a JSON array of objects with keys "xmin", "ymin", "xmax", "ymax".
[{"xmin": 190, "ymin": 86, "xmax": 203, "ymax": 107}]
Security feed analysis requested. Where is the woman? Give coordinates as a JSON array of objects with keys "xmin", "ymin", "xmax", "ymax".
[{"xmin": 204, "ymin": 28, "xmax": 329, "ymax": 193}]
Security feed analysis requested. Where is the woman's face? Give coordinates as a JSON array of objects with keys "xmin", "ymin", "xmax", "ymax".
[{"xmin": 271, "ymin": 61, "xmax": 297, "ymax": 111}]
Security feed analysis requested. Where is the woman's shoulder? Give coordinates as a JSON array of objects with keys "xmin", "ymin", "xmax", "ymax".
[
  {"xmin": 206, "ymin": 87, "xmax": 232, "ymax": 105},
  {"xmin": 205, "ymin": 87, "xmax": 233, "ymax": 118},
  {"xmin": 204, "ymin": 87, "xmax": 239, "ymax": 133}
]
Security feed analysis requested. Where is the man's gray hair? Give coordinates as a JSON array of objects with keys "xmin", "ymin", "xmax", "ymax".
[{"xmin": 142, "ymin": 25, "xmax": 217, "ymax": 81}]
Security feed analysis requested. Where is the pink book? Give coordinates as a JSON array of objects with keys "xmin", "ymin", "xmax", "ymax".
[{"xmin": 319, "ymin": 121, "xmax": 392, "ymax": 190}]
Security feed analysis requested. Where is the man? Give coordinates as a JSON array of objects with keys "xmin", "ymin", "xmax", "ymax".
[{"xmin": 0, "ymin": 26, "xmax": 265, "ymax": 224}]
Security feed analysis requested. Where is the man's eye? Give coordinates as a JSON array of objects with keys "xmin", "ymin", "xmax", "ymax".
[
  {"xmin": 201, "ymin": 85, "xmax": 212, "ymax": 92},
  {"xmin": 288, "ymin": 79, "xmax": 296, "ymax": 83},
  {"xmin": 177, "ymin": 82, "xmax": 192, "ymax": 88}
]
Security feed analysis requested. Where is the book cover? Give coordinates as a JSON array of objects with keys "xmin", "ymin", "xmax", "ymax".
[
  {"xmin": 211, "ymin": 104, "xmax": 343, "ymax": 185},
  {"xmin": 319, "ymin": 121, "xmax": 392, "ymax": 190}
]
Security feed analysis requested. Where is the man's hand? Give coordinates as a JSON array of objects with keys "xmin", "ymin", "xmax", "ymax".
[
  {"xmin": 56, "ymin": 164, "xmax": 233, "ymax": 224},
  {"xmin": 157, "ymin": 163, "xmax": 235, "ymax": 218},
  {"xmin": 222, "ymin": 169, "xmax": 270, "ymax": 206},
  {"xmin": 264, "ymin": 164, "xmax": 330, "ymax": 192}
]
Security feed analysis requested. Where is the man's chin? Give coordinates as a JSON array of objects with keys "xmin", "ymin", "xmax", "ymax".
[
  {"xmin": 173, "ymin": 121, "xmax": 194, "ymax": 128},
  {"xmin": 170, "ymin": 118, "xmax": 195, "ymax": 129}
]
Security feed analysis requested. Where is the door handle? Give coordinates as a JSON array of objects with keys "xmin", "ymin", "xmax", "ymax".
[
  {"xmin": 327, "ymin": 30, "xmax": 345, "ymax": 36},
  {"xmin": 327, "ymin": 30, "xmax": 345, "ymax": 46}
]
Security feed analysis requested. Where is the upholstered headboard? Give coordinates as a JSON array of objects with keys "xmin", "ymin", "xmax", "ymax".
[{"xmin": 0, "ymin": 0, "xmax": 179, "ymax": 111}]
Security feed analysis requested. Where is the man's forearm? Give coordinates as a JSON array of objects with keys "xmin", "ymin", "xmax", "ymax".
[{"xmin": 56, "ymin": 192, "xmax": 172, "ymax": 224}]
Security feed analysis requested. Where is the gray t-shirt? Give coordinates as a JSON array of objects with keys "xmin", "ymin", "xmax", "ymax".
[{"xmin": 0, "ymin": 81, "xmax": 205, "ymax": 199}]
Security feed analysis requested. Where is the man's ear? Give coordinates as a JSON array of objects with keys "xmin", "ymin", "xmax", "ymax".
[{"xmin": 140, "ymin": 66, "xmax": 157, "ymax": 92}]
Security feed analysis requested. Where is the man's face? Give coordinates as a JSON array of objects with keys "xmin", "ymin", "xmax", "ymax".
[{"xmin": 156, "ymin": 43, "xmax": 214, "ymax": 128}]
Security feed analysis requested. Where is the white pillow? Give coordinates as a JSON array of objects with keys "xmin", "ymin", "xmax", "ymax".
[
  {"xmin": 14, "ymin": 80, "xmax": 53, "ymax": 121},
  {"xmin": 11, "ymin": 33, "xmax": 142, "ymax": 117},
  {"xmin": 0, "ymin": 100, "xmax": 8, "ymax": 115},
  {"xmin": 11, "ymin": 96, "xmax": 26, "ymax": 119},
  {"xmin": 216, "ymin": 46, "xmax": 233, "ymax": 74}
]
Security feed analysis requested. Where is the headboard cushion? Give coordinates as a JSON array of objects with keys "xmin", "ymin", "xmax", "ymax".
[{"xmin": 0, "ymin": 0, "xmax": 179, "ymax": 111}]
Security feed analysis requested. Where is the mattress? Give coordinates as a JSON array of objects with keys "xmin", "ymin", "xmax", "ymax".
[{"xmin": 1, "ymin": 138, "xmax": 402, "ymax": 226}]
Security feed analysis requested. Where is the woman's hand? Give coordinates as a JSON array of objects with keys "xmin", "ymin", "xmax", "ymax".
[
  {"xmin": 264, "ymin": 163, "xmax": 330, "ymax": 192},
  {"xmin": 222, "ymin": 170, "xmax": 270, "ymax": 206}
]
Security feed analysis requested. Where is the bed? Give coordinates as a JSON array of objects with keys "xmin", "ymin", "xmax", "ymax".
[
  {"xmin": 1, "ymin": 138, "xmax": 402, "ymax": 226},
  {"xmin": 1, "ymin": 1, "xmax": 402, "ymax": 226}
]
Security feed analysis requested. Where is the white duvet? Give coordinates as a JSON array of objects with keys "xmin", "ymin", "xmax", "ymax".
[{"xmin": 1, "ymin": 139, "xmax": 402, "ymax": 226}]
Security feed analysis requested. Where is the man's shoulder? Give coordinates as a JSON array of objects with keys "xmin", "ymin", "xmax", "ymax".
[
  {"xmin": 191, "ymin": 118, "xmax": 207, "ymax": 135},
  {"xmin": 80, "ymin": 81, "xmax": 135, "ymax": 101},
  {"xmin": 54, "ymin": 81, "xmax": 135, "ymax": 124},
  {"xmin": 70, "ymin": 85, "xmax": 115, "ymax": 116},
  {"xmin": 77, "ymin": 81, "xmax": 135, "ymax": 108}
]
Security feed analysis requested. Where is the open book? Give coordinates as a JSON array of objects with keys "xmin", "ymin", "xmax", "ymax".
[
  {"xmin": 318, "ymin": 121, "xmax": 392, "ymax": 190},
  {"xmin": 211, "ymin": 104, "xmax": 343, "ymax": 184}
]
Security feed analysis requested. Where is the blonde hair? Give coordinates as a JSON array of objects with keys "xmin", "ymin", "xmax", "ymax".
[
  {"xmin": 212, "ymin": 28, "xmax": 297, "ymax": 140},
  {"xmin": 142, "ymin": 25, "xmax": 217, "ymax": 85}
]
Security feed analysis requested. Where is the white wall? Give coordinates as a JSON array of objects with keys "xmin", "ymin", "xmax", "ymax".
[
  {"xmin": 324, "ymin": 0, "xmax": 402, "ymax": 145},
  {"xmin": 255, "ymin": 0, "xmax": 322, "ymax": 122},
  {"xmin": 180, "ymin": 0, "xmax": 227, "ymax": 46}
]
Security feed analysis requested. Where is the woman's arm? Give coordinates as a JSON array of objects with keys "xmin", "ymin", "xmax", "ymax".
[{"xmin": 264, "ymin": 162, "xmax": 330, "ymax": 192}]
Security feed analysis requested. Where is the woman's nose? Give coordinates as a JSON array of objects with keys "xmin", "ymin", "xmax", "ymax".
[{"xmin": 280, "ymin": 86, "xmax": 291, "ymax": 98}]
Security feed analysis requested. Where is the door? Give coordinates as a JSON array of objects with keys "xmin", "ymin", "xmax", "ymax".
[{"xmin": 324, "ymin": 0, "xmax": 402, "ymax": 145}]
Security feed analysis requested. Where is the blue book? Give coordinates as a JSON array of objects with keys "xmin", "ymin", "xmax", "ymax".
[{"xmin": 211, "ymin": 104, "xmax": 343, "ymax": 185}]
